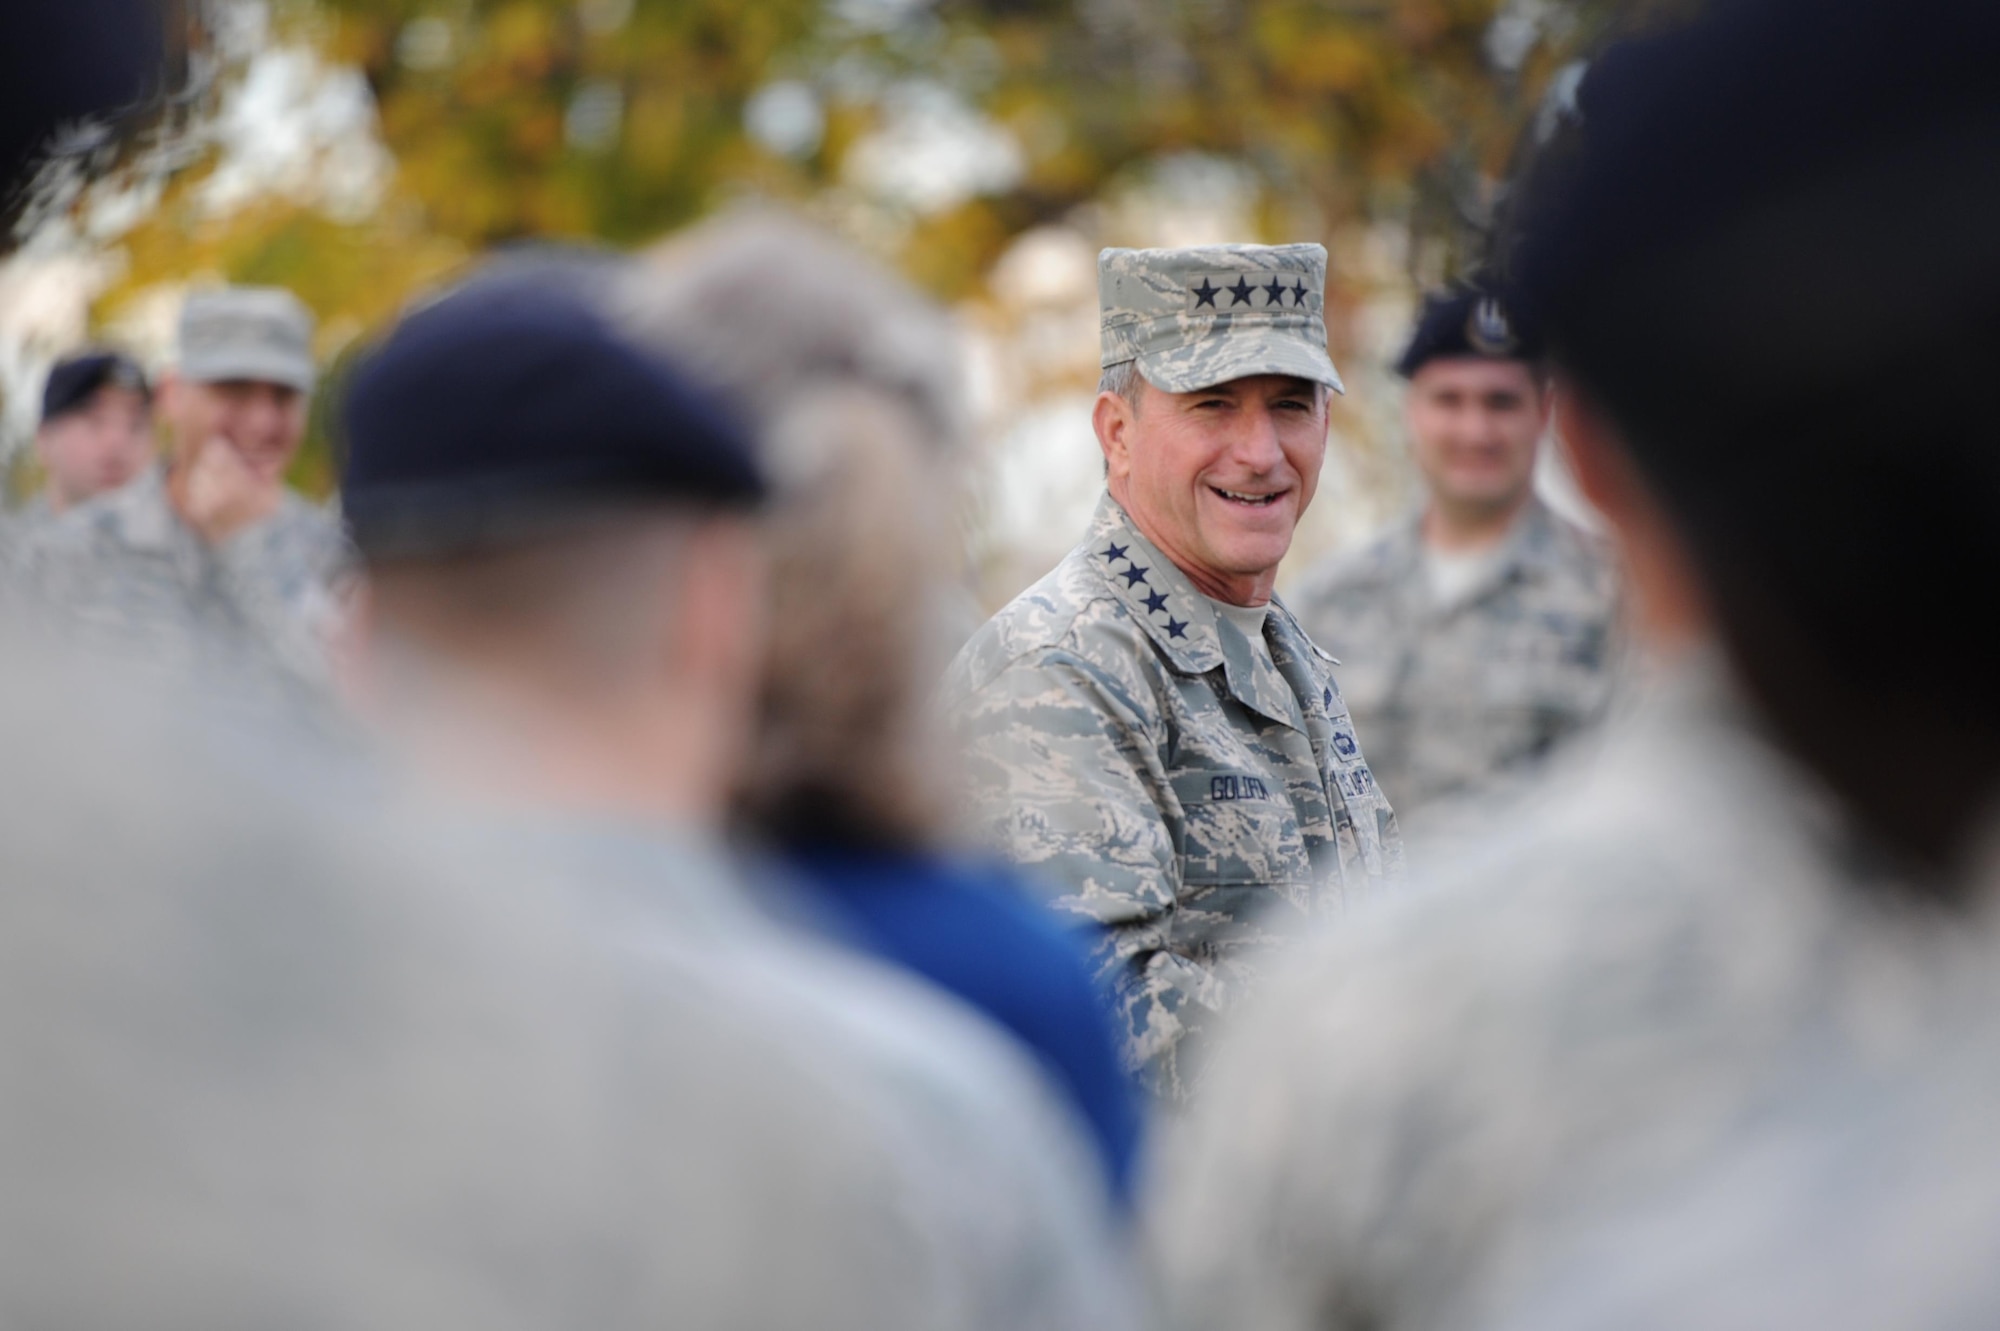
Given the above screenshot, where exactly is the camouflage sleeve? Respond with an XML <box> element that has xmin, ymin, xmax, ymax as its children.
<box><xmin>951</xmin><ymin>648</ymin><xmax>1209</xmax><ymax>1090</ymax></box>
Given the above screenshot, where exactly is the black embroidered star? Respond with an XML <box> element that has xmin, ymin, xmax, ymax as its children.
<box><xmin>1100</xmin><ymin>542</ymin><xmax>1128</xmax><ymax>563</ymax></box>
<box><xmin>1290</xmin><ymin>280</ymin><xmax>1310</xmax><ymax>307</ymax></box>
<box><xmin>1227</xmin><ymin>277</ymin><xmax>1254</xmax><ymax>306</ymax></box>
<box><xmin>1191</xmin><ymin>278</ymin><xmax>1219</xmax><ymax>308</ymax></box>
<box><xmin>1120</xmin><ymin>564</ymin><xmax>1150</xmax><ymax>587</ymax></box>
<box><xmin>1142</xmin><ymin>588</ymin><xmax>1169</xmax><ymax>614</ymax></box>
<box><xmin>1166</xmin><ymin>617</ymin><xmax>1189</xmax><ymax>639</ymax></box>
<box><xmin>1262</xmin><ymin>277</ymin><xmax>1286</xmax><ymax>306</ymax></box>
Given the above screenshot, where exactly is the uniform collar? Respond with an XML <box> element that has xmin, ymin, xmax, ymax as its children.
<box><xmin>1084</xmin><ymin>492</ymin><xmax>1306</xmax><ymax>731</ymax></box>
<box><xmin>1381</xmin><ymin>492</ymin><xmax>1568</xmax><ymax>605</ymax></box>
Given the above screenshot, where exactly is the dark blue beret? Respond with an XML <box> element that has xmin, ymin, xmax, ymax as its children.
<box><xmin>340</xmin><ymin>260</ymin><xmax>765</xmax><ymax>558</ymax></box>
<box><xmin>1395</xmin><ymin>282</ymin><xmax>1542</xmax><ymax>379</ymax></box>
<box><xmin>42</xmin><ymin>349</ymin><xmax>149</xmax><ymax>423</ymax></box>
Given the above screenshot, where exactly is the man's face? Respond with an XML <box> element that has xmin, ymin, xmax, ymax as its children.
<box><xmin>35</xmin><ymin>385</ymin><xmax>155</xmax><ymax>509</ymax></box>
<box><xmin>1100</xmin><ymin>373</ymin><xmax>1327</xmax><ymax>601</ymax></box>
<box><xmin>163</xmin><ymin>376</ymin><xmax>308</xmax><ymax>483</ymax></box>
<box><xmin>1405</xmin><ymin>357</ymin><xmax>1549</xmax><ymax>516</ymax></box>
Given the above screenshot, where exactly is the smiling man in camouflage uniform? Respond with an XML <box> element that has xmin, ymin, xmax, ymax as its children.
<box><xmin>943</xmin><ymin>243</ymin><xmax>1402</xmax><ymax>1101</ymax></box>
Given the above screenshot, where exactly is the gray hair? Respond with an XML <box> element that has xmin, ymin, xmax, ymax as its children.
<box><xmin>623</xmin><ymin>212</ymin><xmax>970</xmax><ymax>850</ymax></box>
<box><xmin>1099</xmin><ymin>361</ymin><xmax>1332</xmax><ymax>412</ymax></box>
<box><xmin>622</xmin><ymin>209</ymin><xmax>967</xmax><ymax>491</ymax></box>
<box><xmin>1097</xmin><ymin>360</ymin><xmax>1146</xmax><ymax>405</ymax></box>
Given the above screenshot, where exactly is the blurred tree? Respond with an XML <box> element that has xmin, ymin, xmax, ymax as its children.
<box><xmin>52</xmin><ymin>0</ymin><xmax>1692</xmax><ymax>501</ymax></box>
<box><xmin>304</xmin><ymin>0</ymin><xmax>1677</xmax><ymax>286</ymax></box>
<box><xmin>313</xmin><ymin>0</ymin><xmax>831</xmax><ymax>245</ymax></box>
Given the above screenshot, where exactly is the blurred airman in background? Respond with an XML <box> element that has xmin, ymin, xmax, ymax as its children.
<box><xmin>1291</xmin><ymin>283</ymin><xmax>1619</xmax><ymax>826</ymax></box>
<box><xmin>22</xmin><ymin>349</ymin><xmax>155</xmax><ymax>524</ymax></box>
<box><xmin>13</xmin><ymin>286</ymin><xmax>347</xmax><ymax>696</ymax></box>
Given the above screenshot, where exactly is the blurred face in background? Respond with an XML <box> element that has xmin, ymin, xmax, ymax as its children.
<box><xmin>1099</xmin><ymin>372</ymin><xmax>1328</xmax><ymax>604</ymax></box>
<box><xmin>1405</xmin><ymin>357</ymin><xmax>1550</xmax><ymax>521</ymax></box>
<box><xmin>35</xmin><ymin>385</ymin><xmax>155</xmax><ymax>512</ymax></box>
<box><xmin>159</xmin><ymin>374</ymin><xmax>308</xmax><ymax>483</ymax></box>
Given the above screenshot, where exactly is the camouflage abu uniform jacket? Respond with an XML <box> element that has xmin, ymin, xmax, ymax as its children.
<box><xmin>1290</xmin><ymin>495</ymin><xmax>1619</xmax><ymax>823</ymax></box>
<box><xmin>943</xmin><ymin>493</ymin><xmax>1403</xmax><ymax>1100</ymax></box>
<box><xmin>12</xmin><ymin>465</ymin><xmax>348</xmax><ymax>694</ymax></box>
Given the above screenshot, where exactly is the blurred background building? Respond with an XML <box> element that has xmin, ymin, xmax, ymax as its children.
<box><xmin>0</xmin><ymin>0</ymin><xmax>1647</xmax><ymax>606</ymax></box>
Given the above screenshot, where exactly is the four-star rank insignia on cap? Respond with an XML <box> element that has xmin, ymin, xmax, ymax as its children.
<box><xmin>1186</xmin><ymin>273</ymin><xmax>1314</xmax><ymax>312</ymax></box>
<box><xmin>1465</xmin><ymin>296</ymin><xmax>1518</xmax><ymax>356</ymax></box>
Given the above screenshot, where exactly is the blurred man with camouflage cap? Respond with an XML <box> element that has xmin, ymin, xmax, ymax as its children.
<box><xmin>15</xmin><ymin>286</ymin><xmax>347</xmax><ymax>696</ymax></box>
<box><xmin>1291</xmin><ymin>281</ymin><xmax>1621</xmax><ymax>826</ymax></box>
<box><xmin>943</xmin><ymin>243</ymin><xmax>1402</xmax><ymax>1102</ymax></box>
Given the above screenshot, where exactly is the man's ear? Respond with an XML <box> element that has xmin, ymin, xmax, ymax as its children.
<box><xmin>1093</xmin><ymin>389</ymin><xmax>1136</xmax><ymax>483</ymax></box>
<box><xmin>671</xmin><ymin>518</ymin><xmax>767</xmax><ymax>692</ymax></box>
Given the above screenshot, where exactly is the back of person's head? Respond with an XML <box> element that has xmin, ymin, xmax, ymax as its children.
<box><xmin>1505</xmin><ymin>0</ymin><xmax>2000</xmax><ymax>881</ymax></box>
<box><xmin>626</xmin><ymin>208</ymin><xmax>967</xmax><ymax>458</ymax></box>
<box><xmin>1</xmin><ymin>0</ymin><xmax>175</xmax><ymax>236</ymax></box>
<box><xmin>629</xmin><ymin>214</ymin><xmax>970</xmax><ymax>851</ymax></box>
<box><xmin>340</xmin><ymin>253</ymin><xmax>764</xmax><ymax>695</ymax></box>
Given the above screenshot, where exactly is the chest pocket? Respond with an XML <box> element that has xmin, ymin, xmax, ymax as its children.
<box><xmin>1171</xmin><ymin>768</ymin><xmax>1313</xmax><ymax>886</ymax></box>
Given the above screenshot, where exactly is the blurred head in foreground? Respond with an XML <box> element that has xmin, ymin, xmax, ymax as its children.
<box><xmin>34</xmin><ymin>349</ymin><xmax>153</xmax><ymax>514</ymax></box>
<box><xmin>628</xmin><ymin>211</ymin><xmax>970</xmax><ymax>851</ymax></box>
<box><xmin>337</xmin><ymin>255</ymin><xmax>767</xmax><ymax>824</ymax></box>
<box><xmin>1506</xmin><ymin>0</ymin><xmax>2000</xmax><ymax>882</ymax></box>
<box><xmin>1</xmin><ymin>0</ymin><xmax>176</xmax><ymax>237</ymax></box>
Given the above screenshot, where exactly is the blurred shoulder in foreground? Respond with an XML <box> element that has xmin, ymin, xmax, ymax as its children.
<box><xmin>1149</xmin><ymin>0</ymin><xmax>2000</xmax><ymax>1325</ymax></box>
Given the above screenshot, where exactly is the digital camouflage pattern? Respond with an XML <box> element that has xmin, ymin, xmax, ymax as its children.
<box><xmin>1099</xmin><ymin>243</ymin><xmax>1344</xmax><ymax>394</ymax></box>
<box><xmin>1289</xmin><ymin>495</ymin><xmax>1620</xmax><ymax>823</ymax></box>
<box><xmin>1149</xmin><ymin>656</ymin><xmax>1967</xmax><ymax>1331</ymax></box>
<box><xmin>11</xmin><ymin>464</ymin><xmax>348</xmax><ymax>694</ymax></box>
<box><xmin>942</xmin><ymin>493</ymin><xmax>1403</xmax><ymax>1101</ymax></box>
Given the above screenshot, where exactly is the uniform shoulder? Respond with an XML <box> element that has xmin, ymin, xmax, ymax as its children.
<box><xmin>1534</xmin><ymin>506</ymin><xmax>1621</xmax><ymax>597</ymax></box>
<box><xmin>1544</xmin><ymin>506</ymin><xmax>1613</xmax><ymax>558</ymax></box>
<box><xmin>1292</xmin><ymin>523</ymin><xmax>1416</xmax><ymax>604</ymax></box>
<box><xmin>945</xmin><ymin>549</ymin><xmax>1151</xmax><ymax>701</ymax></box>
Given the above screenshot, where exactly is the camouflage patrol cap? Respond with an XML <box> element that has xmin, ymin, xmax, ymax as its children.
<box><xmin>178</xmin><ymin>286</ymin><xmax>317</xmax><ymax>393</ymax></box>
<box><xmin>1098</xmin><ymin>243</ymin><xmax>1344</xmax><ymax>395</ymax></box>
